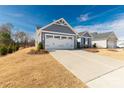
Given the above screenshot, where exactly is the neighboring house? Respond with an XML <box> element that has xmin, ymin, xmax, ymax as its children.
<box><xmin>91</xmin><ymin>32</ymin><xmax>118</xmax><ymax>48</ymax></box>
<box><xmin>35</xmin><ymin>18</ymin><xmax>77</xmax><ymax>50</ymax></box>
<box><xmin>78</xmin><ymin>31</ymin><xmax>92</xmax><ymax>48</ymax></box>
<box><xmin>117</xmin><ymin>40</ymin><xmax>124</xmax><ymax>48</ymax></box>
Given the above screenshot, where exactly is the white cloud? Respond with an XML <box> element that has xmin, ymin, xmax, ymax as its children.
<box><xmin>7</xmin><ymin>13</ymin><xmax>24</xmax><ymax>17</ymax></box>
<box><xmin>77</xmin><ymin>13</ymin><xmax>90</xmax><ymax>22</ymax></box>
<box><xmin>74</xmin><ymin>13</ymin><xmax>124</xmax><ymax>40</ymax></box>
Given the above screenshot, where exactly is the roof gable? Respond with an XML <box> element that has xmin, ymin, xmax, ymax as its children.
<box><xmin>54</xmin><ymin>18</ymin><xmax>68</xmax><ymax>26</ymax></box>
<box><xmin>78</xmin><ymin>31</ymin><xmax>92</xmax><ymax>37</ymax></box>
<box><xmin>108</xmin><ymin>32</ymin><xmax>118</xmax><ymax>40</ymax></box>
<box><xmin>41</xmin><ymin>18</ymin><xmax>76</xmax><ymax>34</ymax></box>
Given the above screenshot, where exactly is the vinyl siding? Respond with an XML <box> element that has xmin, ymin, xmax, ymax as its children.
<box><xmin>92</xmin><ymin>40</ymin><xmax>107</xmax><ymax>48</ymax></box>
<box><xmin>42</xmin><ymin>24</ymin><xmax>75</xmax><ymax>34</ymax></box>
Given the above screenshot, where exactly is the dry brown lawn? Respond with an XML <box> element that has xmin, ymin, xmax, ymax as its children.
<box><xmin>84</xmin><ymin>48</ymin><xmax>124</xmax><ymax>61</ymax></box>
<box><xmin>0</xmin><ymin>47</ymin><xmax>86</xmax><ymax>88</ymax></box>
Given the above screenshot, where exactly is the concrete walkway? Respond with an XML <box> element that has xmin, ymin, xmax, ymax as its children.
<box><xmin>50</xmin><ymin>50</ymin><xmax>124</xmax><ymax>87</ymax></box>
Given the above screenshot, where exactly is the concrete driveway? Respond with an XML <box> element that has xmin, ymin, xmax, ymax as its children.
<box><xmin>50</xmin><ymin>50</ymin><xmax>124</xmax><ymax>87</ymax></box>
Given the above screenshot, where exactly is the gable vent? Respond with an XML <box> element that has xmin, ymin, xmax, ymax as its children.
<box><xmin>54</xmin><ymin>19</ymin><xmax>67</xmax><ymax>26</ymax></box>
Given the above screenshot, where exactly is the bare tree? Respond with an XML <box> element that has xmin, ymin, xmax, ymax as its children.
<box><xmin>0</xmin><ymin>23</ymin><xmax>13</xmax><ymax>33</ymax></box>
<box><xmin>28</xmin><ymin>36</ymin><xmax>35</xmax><ymax>46</ymax></box>
<box><xmin>13</xmin><ymin>31</ymin><xmax>35</xmax><ymax>47</ymax></box>
<box><xmin>14</xmin><ymin>31</ymin><xmax>25</xmax><ymax>46</ymax></box>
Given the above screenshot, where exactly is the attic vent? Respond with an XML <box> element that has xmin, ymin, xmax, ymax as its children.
<box><xmin>55</xmin><ymin>19</ymin><xmax>67</xmax><ymax>26</ymax></box>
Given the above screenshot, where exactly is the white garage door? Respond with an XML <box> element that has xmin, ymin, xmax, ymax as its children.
<box><xmin>45</xmin><ymin>34</ymin><xmax>74</xmax><ymax>50</ymax></box>
<box><xmin>107</xmin><ymin>40</ymin><xmax>116</xmax><ymax>48</ymax></box>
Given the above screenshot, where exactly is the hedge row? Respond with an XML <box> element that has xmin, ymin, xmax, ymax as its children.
<box><xmin>0</xmin><ymin>44</ymin><xmax>19</xmax><ymax>56</ymax></box>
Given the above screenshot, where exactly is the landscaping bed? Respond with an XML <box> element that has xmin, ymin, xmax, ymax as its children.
<box><xmin>27</xmin><ymin>49</ymin><xmax>49</xmax><ymax>55</ymax></box>
<box><xmin>84</xmin><ymin>48</ymin><xmax>99</xmax><ymax>53</ymax></box>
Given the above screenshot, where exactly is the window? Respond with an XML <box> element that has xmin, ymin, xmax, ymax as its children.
<box><xmin>68</xmin><ymin>37</ymin><xmax>72</xmax><ymax>40</ymax></box>
<box><xmin>54</xmin><ymin>36</ymin><xmax>60</xmax><ymax>39</ymax></box>
<box><xmin>61</xmin><ymin>36</ymin><xmax>67</xmax><ymax>39</ymax></box>
<box><xmin>46</xmin><ymin>35</ymin><xmax>53</xmax><ymax>39</ymax></box>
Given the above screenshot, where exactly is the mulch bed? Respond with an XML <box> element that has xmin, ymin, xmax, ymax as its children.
<box><xmin>84</xmin><ymin>48</ymin><xmax>99</xmax><ymax>53</ymax></box>
<box><xmin>27</xmin><ymin>49</ymin><xmax>49</xmax><ymax>55</ymax></box>
<box><xmin>108</xmin><ymin>49</ymin><xmax>118</xmax><ymax>52</ymax></box>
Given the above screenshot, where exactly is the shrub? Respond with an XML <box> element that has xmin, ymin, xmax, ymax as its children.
<box><xmin>14</xmin><ymin>44</ymin><xmax>19</xmax><ymax>51</ymax></box>
<box><xmin>12</xmin><ymin>44</ymin><xmax>19</xmax><ymax>52</ymax></box>
<box><xmin>0</xmin><ymin>32</ymin><xmax>11</xmax><ymax>45</ymax></box>
<box><xmin>7</xmin><ymin>45</ymin><xmax>13</xmax><ymax>53</ymax></box>
<box><xmin>0</xmin><ymin>46</ymin><xmax>7</xmax><ymax>55</ymax></box>
<box><xmin>7</xmin><ymin>44</ymin><xmax>19</xmax><ymax>53</ymax></box>
<box><xmin>28</xmin><ymin>49</ymin><xmax>49</xmax><ymax>55</ymax></box>
<box><xmin>93</xmin><ymin>43</ymin><xmax>97</xmax><ymax>48</ymax></box>
<box><xmin>83</xmin><ymin>45</ymin><xmax>88</xmax><ymax>48</ymax></box>
<box><xmin>37</xmin><ymin>42</ymin><xmax>44</xmax><ymax>50</ymax></box>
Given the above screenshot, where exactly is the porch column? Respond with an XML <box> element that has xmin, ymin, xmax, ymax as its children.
<box><xmin>81</xmin><ymin>37</ymin><xmax>85</xmax><ymax>48</ymax></box>
<box><xmin>88</xmin><ymin>38</ymin><xmax>92</xmax><ymax>47</ymax></box>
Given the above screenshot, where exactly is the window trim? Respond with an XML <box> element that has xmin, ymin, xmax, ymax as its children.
<box><xmin>54</xmin><ymin>35</ymin><xmax>60</xmax><ymax>39</ymax></box>
<box><xmin>46</xmin><ymin>35</ymin><xmax>53</xmax><ymax>39</ymax></box>
<box><xmin>68</xmin><ymin>37</ymin><xmax>73</xmax><ymax>40</ymax></box>
<box><xmin>61</xmin><ymin>36</ymin><xmax>67</xmax><ymax>39</ymax></box>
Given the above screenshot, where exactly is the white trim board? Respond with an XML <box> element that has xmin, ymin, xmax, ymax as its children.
<box><xmin>41</xmin><ymin>30</ymin><xmax>76</xmax><ymax>36</ymax></box>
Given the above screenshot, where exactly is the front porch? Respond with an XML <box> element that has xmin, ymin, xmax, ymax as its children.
<box><xmin>78</xmin><ymin>37</ymin><xmax>92</xmax><ymax>48</ymax></box>
<box><xmin>77</xmin><ymin>31</ymin><xmax>92</xmax><ymax>48</ymax></box>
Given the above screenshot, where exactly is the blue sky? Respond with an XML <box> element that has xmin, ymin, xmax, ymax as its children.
<box><xmin>0</xmin><ymin>5</ymin><xmax>124</xmax><ymax>40</ymax></box>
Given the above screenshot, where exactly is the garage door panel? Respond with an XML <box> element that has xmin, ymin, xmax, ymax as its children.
<box><xmin>107</xmin><ymin>40</ymin><xmax>116</xmax><ymax>48</ymax></box>
<box><xmin>45</xmin><ymin>34</ymin><xmax>74</xmax><ymax>50</ymax></box>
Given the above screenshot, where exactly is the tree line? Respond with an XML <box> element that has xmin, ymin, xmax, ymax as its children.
<box><xmin>0</xmin><ymin>23</ymin><xmax>35</xmax><ymax>55</ymax></box>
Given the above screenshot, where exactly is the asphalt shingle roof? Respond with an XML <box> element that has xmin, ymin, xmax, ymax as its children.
<box><xmin>78</xmin><ymin>31</ymin><xmax>87</xmax><ymax>37</ymax></box>
<box><xmin>42</xmin><ymin>24</ymin><xmax>75</xmax><ymax>34</ymax></box>
<box><xmin>91</xmin><ymin>32</ymin><xmax>113</xmax><ymax>40</ymax></box>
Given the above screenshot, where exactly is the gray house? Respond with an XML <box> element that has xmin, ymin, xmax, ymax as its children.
<box><xmin>78</xmin><ymin>31</ymin><xmax>92</xmax><ymax>48</ymax></box>
<box><xmin>78</xmin><ymin>31</ymin><xmax>118</xmax><ymax>48</ymax></box>
<box><xmin>35</xmin><ymin>18</ymin><xmax>77</xmax><ymax>50</ymax></box>
<box><xmin>117</xmin><ymin>40</ymin><xmax>124</xmax><ymax>48</ymax></box>
<box><xmin>91</xmin><ymin>32</ymin><xmax>118</xmax><ymax>48</ymax></box>
<box><xmin>35</xmin><ymin>18</ymin><xmax>118</xmax><ymax>50</ymax></box>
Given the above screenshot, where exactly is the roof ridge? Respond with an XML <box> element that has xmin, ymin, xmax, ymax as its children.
<box><xmin>98</xmin><ymin>31</ymin><xmax>113</xmax><ymax>34</ymax></box>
